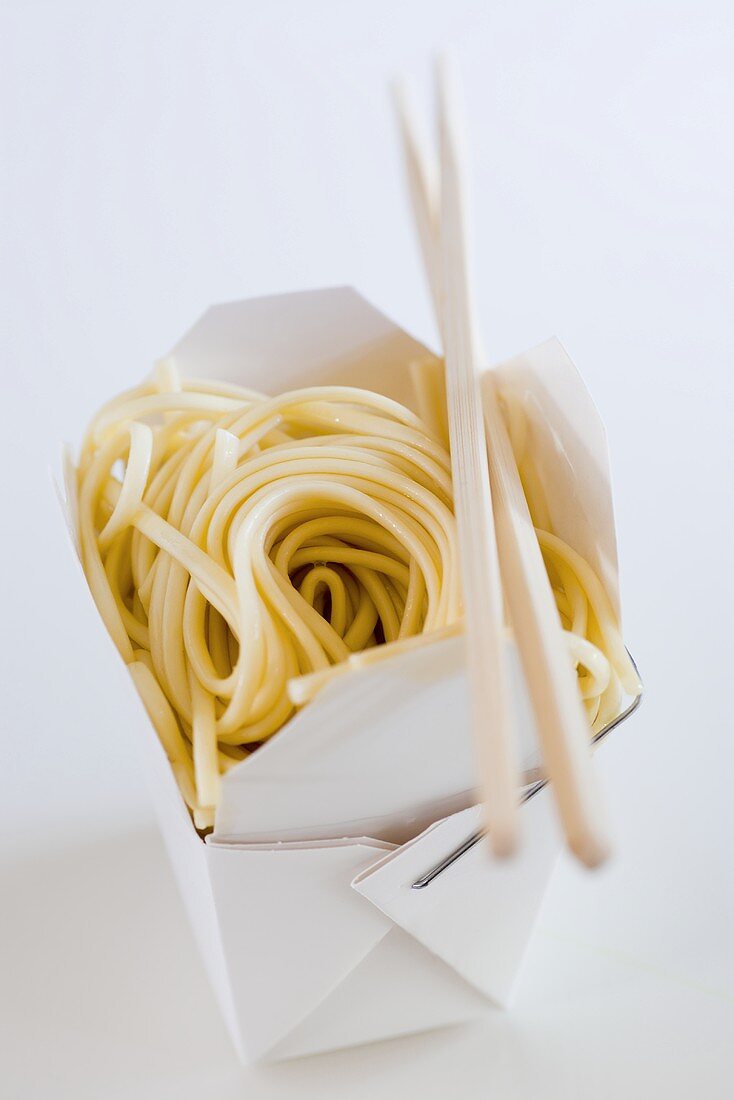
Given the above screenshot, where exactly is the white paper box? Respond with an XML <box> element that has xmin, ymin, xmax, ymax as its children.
<box><xmin>58</xmin><ymin>288</ymin><xmax>630</xmax><ymax>1063</ymax></box>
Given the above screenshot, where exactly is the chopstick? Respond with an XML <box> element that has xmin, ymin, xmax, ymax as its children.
<box><xmin>392</xmin><ymin>82</ymin><xmax>443</xmax><ymax>333</ymax></box>
<box><xmin>394</xmin><ymin>57</ymin><xmax>611</xmax><ymax>867</ymax></box>
<box><xmin>481</xmin><ymin>381</ymin><xmax>611</xmax><ymax>867</ymax></box>
<box><xmin>395</xmin><ymin>69</ymin><xmax>519</xmax><ymax>857</ymax></box>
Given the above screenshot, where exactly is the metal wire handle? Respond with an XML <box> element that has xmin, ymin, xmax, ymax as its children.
<box><xmin>411</xmin><ymin>655</ymin><xmax>643</xmax><ymax>889</ymax></box>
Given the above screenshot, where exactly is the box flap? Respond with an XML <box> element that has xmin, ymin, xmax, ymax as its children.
<box><xmin>352</xmin><ymin>788</ymin><xmax>560</xmax><ymax>1006</ymax></box>
<box><xmin>168</xmin><ymin>286</ymin><xmax>437</xmax><ymax>412</ymax></box>
<box><xmin>214</xmin><ymin>635</ymin><xmax>542</xmax><ymax>845</ymax></box>
<box><xmin>267</xmin><ymin>925</ymin><xmax>490</xmax><ymax>1061</ymax></box>
<box><xmin>204</xmin><ymin>838</ymin><xmax>396</xmax><ymax>1062</ymax></box>
<box><xmin>493</xmin><ymin>337</ymin><xmax>621</xmax><ymax>615</ymax></box>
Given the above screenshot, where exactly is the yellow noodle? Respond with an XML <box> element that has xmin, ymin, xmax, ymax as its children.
<box><xmin>76</xmin><ymin>363</ymin><xmax>635</xmax><ymax>827</ymax></box>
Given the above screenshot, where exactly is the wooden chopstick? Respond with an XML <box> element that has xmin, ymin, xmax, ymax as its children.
<box><xmin>394</xmin><ymin>57</ymin><xmax>611</xmax><ymax>867</ymax></box>
<box><xmin>481</xmin><ymin>380</ymin><xmax>611</xmax><ymax>867</ymax></box>
<box><xmin>392</xmin><ymin>80</ymin><xmax>443</xmax><ymax>334</ymax></box>
<box><xmin>396</xmin><ymin>67</ymin><xmax>519</xmax><ymax>857</ymax></box>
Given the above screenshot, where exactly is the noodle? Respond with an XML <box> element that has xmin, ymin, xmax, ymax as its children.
<box><xmin>75</xmin><ymin>361</ymin><xmax>635</xmax><ymax>829</ymax></box>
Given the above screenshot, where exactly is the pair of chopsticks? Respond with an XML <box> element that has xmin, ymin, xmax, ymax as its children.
<box><xmin>394</xmin><ymin>58</ymin><xmax>610</xmax><ymax>868</ymax></box>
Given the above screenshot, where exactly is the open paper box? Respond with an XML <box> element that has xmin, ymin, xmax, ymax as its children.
<box><xmin>59</xmin><ymin>288</ymin><xmax>635</xmax><ymax>1063</ymax></box>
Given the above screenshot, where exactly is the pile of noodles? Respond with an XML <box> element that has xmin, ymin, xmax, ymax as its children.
<box><xmin>76</xmin><ymin>362</ymin><xmax>633</xmax><ymax>828</ymax></box>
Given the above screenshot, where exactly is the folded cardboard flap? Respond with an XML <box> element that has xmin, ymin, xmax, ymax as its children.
<box><xmin>494</xmin><ymin>338</ymin><xmax>621</xmax><ymax>617</ymax></box>
<box><xmin>353</xmin><ymin>795</ymin><xmax>560</xmax><ymax>1006</ymax></box>
<box><xmin>203</xmin><ymin>838</ymin><xmax>395</xmax><ymax>1060</ymax></box>
<box><xmin>170</xmin><ymin>286</ymin><xmax>434</xmax><ymax>412</ymax></box>
<box><xmin>213</xmin><ymin>632</ymin><xmax>543</xmax><ymax>846</ymax></box>
<box><xmin>266</xmin><ymin>925</ymin><xmax>492</xmax><ymax>1062</ymax></box>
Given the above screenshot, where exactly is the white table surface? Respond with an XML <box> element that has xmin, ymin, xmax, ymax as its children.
<box><xmin>2</xmin><ymin>2</ymin><xmax>732</xmax><ymax>1097</ymax></box>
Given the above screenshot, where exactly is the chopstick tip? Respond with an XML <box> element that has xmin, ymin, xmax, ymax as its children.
<box><xmin>487</xmin><ymin>822</ymin><xmax>519</xmax><ymax>860</ymax></box>
<box><xmin>569</xmin><ymin>831</ymin><xmax>612</xmax><ymax>870</ymax></box>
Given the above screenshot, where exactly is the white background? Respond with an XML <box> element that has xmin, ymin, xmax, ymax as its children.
<box><xmin>2</xmin><ymin>1</ymin><xmax>733</xmax><ymax>1097</ymax></box>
